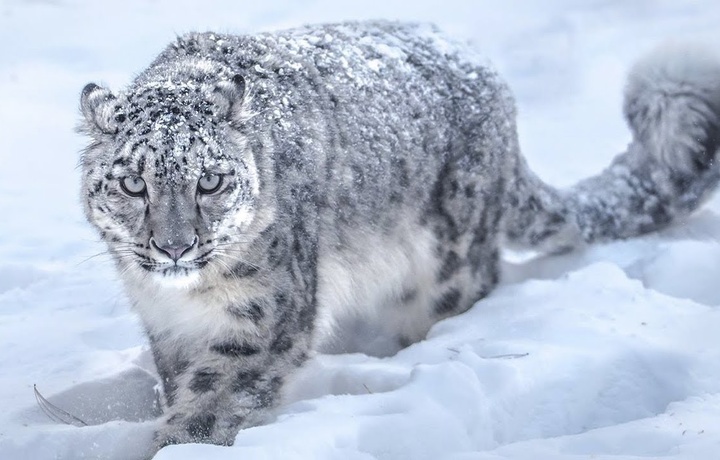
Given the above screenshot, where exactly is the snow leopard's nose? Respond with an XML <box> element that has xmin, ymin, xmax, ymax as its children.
<box><xmin>150</xmin><ymin>236</ymin><xmax>198</xmax><ymax>262</ymax></box>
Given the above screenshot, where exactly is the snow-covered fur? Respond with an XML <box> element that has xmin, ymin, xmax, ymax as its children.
<box><xmin>504</xmin><ymin>43</ymin><xmax>720</xmax><ymax>251</ymax></box>
<box><xmin>77</xmin><ymin>21</ymin><xmax>720</xmax><ymax>451</ymax></box>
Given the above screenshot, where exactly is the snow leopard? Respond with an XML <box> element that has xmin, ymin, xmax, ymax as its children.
<box><xmin>78</xmin><ymin>21</ymin><xmax>720</xmax><ymax>451</ymax></box>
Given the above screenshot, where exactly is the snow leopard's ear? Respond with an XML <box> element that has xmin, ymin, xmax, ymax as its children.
<box><xmin>79</xmin><ymin>83</ymin><xmax>121</xmax><ymax>136</ymax></box>
<box><xmin>211</xmin><ymin>74</ymin><xmax>247</xmax><ymax>124</ymax></box>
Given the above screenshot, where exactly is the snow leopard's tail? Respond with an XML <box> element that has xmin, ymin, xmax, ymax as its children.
<box><xmin>504</xmin><ymin>44</ymin><xmax>720</xmax><ymax>252</ymax></box>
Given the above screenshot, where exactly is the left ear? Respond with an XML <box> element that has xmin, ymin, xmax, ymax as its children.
<box><xmin>211</xmin><ymin>74</ymin><xmax>246</xmax><ymax>122</ymax></box>
<box><xmin>79</xmin><ymin>83</ymin><xmax>122</xmax><ymax>136</ymax></box>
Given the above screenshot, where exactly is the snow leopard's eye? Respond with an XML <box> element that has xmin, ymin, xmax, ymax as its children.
<box><xmin>198</xmin><ymin>174</ymin><xmax>223</xmax><ymax>194</ymax></box>
<box><xmin>120</xmin><ymin>176</ymin><xmax>147</xmax><ymax>197</ymax></box>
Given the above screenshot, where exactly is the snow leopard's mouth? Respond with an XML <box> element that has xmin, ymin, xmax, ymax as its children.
<box><xmin>151</xmin><ymin>265</ymin><xmax>202</xmax><ymax>289</ymax></box>
<box><xmin>161</xmin><ymin>265</ymin><xmax>196</xmax><ymax>277</ymax></box>
<box><xmin>132</xmin><ymin>249</ymin><xmax>213</xmax><ymax>275</ymax></box>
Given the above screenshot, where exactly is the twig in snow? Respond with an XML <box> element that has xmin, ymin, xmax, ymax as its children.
<box><xmin>33</xmin><ymin>384</ymin><xmax>88</xmax><ymax>427</ymax></box>
<box><xmin>483</xmin><ymin>352</ymin><xmax>530</xmax><ymax>360</ymax></box>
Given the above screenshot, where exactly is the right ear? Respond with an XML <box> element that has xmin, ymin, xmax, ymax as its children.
<box><xmin>211</xmin><ymin>74</ymin><xmax>248</xmax><ymax>123</ymax></box>
<box><xmin>80</xmin><ymin>83</ymin><xmax>121</xmax><ymax>136</ymax></box>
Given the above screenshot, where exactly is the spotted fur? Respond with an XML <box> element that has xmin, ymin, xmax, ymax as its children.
<box><xmin>79</xmin><ymin>21</ymin><xmax>720</xmax><ymax>452</ymax></box>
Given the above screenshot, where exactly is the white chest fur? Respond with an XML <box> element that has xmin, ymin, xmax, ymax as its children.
<box><xmin>126</xmin><ymin>275</ymin><xmax>261</xmax><ymax>344</ymax></box>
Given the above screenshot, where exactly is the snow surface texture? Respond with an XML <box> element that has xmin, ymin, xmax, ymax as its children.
<box><xmin>2</xmin><ymin>1</ymin><xmax>720</xmax><ymax>459</ymax></box>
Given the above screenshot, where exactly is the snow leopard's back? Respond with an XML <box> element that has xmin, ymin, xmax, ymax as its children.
<box><xmin>147</xmin><ymin>21</ymin><xmax>517</xmax><ymax>226</ymax></box>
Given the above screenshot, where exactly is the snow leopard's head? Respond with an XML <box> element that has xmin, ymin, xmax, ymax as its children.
<box><xmin>79</xmin><ymin>66</ymin><xmax>262</xmax><ymax>288</ymax></box>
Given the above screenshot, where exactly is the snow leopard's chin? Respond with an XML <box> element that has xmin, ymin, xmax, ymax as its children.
<box><xmin>150</xmin><ymin>268</ymin><xmax>202</xmax><ymax>290</ymax></box>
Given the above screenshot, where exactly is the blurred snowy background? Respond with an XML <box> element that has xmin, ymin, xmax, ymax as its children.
<box><xmin>2</xmin><ymin>1</ymin><xmax>720</xmax><ymax>459</ymax></box>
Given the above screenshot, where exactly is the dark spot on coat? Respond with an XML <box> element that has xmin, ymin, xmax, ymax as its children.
<box><xmin>400</xmin><ymin>289</ymin><xmax>418</xmax><ymax>304</ymax></box>
<box><xmin>398</xmin><ymin>335</ymin><xmax>412</xmax><ymax>348</ymax></box>
<box><xmin>437</xmin><ymin>251</ymin><xmax>462</xmax><ymax>282</ymax></box>
<box><xmin>266</xmin><ymin>237</ymin><xmax>290</xmax><ymax>268</ymax></box>
<box><xmin>189</xmin><ymin>369</ymin><xmax>221</xmax><ymax>393</ymax></box>
<box><xmin>186</xmin><ymin>413</ymin><xmax>216</xmax><ymax>440</ymax></box>
<box><xmin>434</xmin><ymin>289</ymin><xmax>461</xmax><ymax>316</ymax></box>
<box><xmin>226</xmin><ymin>301</ymin><xmax>265</xmax><ymax>323</ymax></box>
<box><xmin>269</xmin><ymin>333</ymin><xmax>292</xmax><ymax>354</ymax></box>
<box><xmin>255</xmin><ymin>376</ymin><xmax>283</xmax><ymax>408</ymax></box>
<box><xmin>112</xmin><ymin>157</ymin><xmax>130</xmax><ymax>167</ymax></box>
<box><xmin>225</xmin><ymin>261</ymin><xmax>259</xmax><ymax>278</ymax></box>
<box><xmin>232</xmin><ymin>369</ymin><xmax>261</xmax><ymax>393</ymax></box>
<box><xmin>211</xmin><ymin>340</ymin><xmax>261</xmax><ymax>357</ymax></box>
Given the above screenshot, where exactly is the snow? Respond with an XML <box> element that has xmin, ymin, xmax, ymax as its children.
<box><xmin>2</xmin><ymin>1</ymin><xmax>720</xmax><ymax>459</ymax></box>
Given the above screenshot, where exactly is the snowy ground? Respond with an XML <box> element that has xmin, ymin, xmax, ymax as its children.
<box><xmin>2</xmin><ymin>1</ymin><xmax>720</xmax><ymax>459</ymax></box>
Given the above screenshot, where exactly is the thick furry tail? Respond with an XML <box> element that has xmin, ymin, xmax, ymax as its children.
<box><xmin>504</xmin><ymin>44</ymin><xmax>720</xmax><ymax>252</ymax></box>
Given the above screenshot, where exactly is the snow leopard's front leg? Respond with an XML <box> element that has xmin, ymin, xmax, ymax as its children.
<box><xmin>150</xmin><ymin>288</ymin><xmax>314</xmax><ymax>449</ymax></box>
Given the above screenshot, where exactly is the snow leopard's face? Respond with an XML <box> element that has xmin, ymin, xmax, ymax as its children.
<box><xmin>79</xmin><ymin>74</ymin><xmax>259</xmax><ymax>287</ymax></box>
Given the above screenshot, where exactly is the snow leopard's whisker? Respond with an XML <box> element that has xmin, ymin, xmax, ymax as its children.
<box><xmin>213</xmin><ymin>248</ymin><xmax>260</xmax><ymax>264</ymax></box>
<box><xmin>210</xmin><ymin>252</ymin><xmax>285</xmax><ymax>290</ymax></box>
<box><xmin>213</xmin><ymin>251</ymin><xmax>264</xmax><ymax>273</ymax></box>
<box><xmin>211</xmin><ymin>240</ymin><xmax>255</xmax><ymax>248</ymax></box>
<box><xmin>76</xmin><ymin>248</ymin><xmax>137</xmax><ymax>266</ymax></box>
<box><xmin>211</xmin><ymin>257</ymin><xmax>235</xmax><ymax>276</ymax></box>
<box><xmin>75</xmin><ymin>252</ymin><xmax>114</xmax><ymax>266</ymax></box>
<box><xmin>211</xmin><ymin>249</ymin><xmax>258</xmax><ymax>257</ymax></box>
